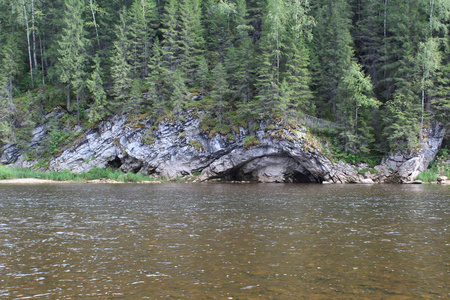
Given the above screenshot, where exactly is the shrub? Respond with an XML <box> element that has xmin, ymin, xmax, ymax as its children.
<box><xmin>243</xmin><ymin>136</ymin><xmax>260</xmax><ymax>149</ymax></box>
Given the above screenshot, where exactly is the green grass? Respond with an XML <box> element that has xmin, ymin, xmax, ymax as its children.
<box><xmin>416</xmin><ymin>171</ymin><xmax>439</xmax><ymax>182</ymax></box>
<box><xmin>0</xmin><ymin>166</ymin><xmax>159</xmax><ymax>183</ymax></box>
<box><xmin>416</xmin><ymin>147</ymin><xmax>450</xmax><ymax>182</ymax></box>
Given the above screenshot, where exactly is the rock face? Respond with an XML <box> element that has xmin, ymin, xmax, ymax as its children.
<box><xmin>380</xmin><ymin>122</ymin><xmax>446</xmax><ymax>182</ymax></box>
<box><xmin>1</xmin><ymin>110</ymin><xmax>446</xmax><ymax>184</ymax></box>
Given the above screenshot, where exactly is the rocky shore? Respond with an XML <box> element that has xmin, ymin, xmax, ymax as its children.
<box><xmin>1</xmin><ymin>109</ymin><xmax>446</xmax><ymax>184</ymax></box>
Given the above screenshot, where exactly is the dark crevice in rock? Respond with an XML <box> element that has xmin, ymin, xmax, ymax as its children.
<box><xmin>107</xmin><ymin>156</ymin><xmax>122</xmax><ymax>169</ymax></box>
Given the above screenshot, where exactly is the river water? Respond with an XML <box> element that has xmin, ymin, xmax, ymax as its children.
<box><xmin>0</xmin><ymin>183</ymin><xmax>448</xmax><ymax>299</ymax></box>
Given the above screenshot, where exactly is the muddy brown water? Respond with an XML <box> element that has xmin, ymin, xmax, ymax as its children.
<box><xmin>0</xmin><ymin>183</ymin><xmax>448</xmax><ymax>299</ymax></box>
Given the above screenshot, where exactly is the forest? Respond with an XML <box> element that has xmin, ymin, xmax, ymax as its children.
<box><xmin>0</xmin><ymin>0</ymin><xmax>449</xmax><ymax>161</ymax></box>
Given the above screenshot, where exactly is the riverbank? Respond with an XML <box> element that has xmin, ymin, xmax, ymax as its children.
<box><xmin>0</xmin><ymin>178</ymin><xmax>163</xmax><ymax>184</ymax></box>
<box><xmin>0</xmin><ymin>166</ymin><xmax>168</xmax><ymax>184</ymax></box>
<box><xmin>0</xmin><ymin>176</ymin><xmax>448</xmax><ymax>185</ymax></box>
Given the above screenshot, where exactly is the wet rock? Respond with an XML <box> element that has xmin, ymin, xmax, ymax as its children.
<box><xmin>360</xmin><ymin>178</ymin><xmax>375</xmax><ymax>184</ymax></box>
<box><xmin>437</xmin><ymin>176</ymin><xmax>448</xmax><ymax>184</ymax></box>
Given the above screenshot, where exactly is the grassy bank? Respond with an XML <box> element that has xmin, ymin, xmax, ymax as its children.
<box><xmin>416</xmin><ymin>148</ymin><xmax>449</xmax><ymax>182</ymax></box>
<box><xmin>0</xmin><ymin>166</ymin><xmax>161</xmax><ymax>183</ymax></box>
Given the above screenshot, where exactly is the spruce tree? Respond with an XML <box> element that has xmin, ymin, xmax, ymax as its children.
<box><xmin>255</xmin><ymin>0</ymin><xmax>288</xmax><ymax>116</ymax></box>
<box><xmin>57</xmin><ymin>0</ymin><xmax>88</xmax><ymax>123</ymax></box>
<box><xmin>282</xmin><ymin>0</ymin><xmax>314</xmax><ymax>114</ymax></box>
<box><xmin>311</xmin><ymin>0</ymin><xmax>353</xmax><ymax>119</ymax></box>
<box><xmin>0</xmin><ymin>42</ymin><xmax>16</xmax><ymax>144</ymax></box>
<box><xmin>161</xmin><ymin>0</ymin><xmax>180</xmax><ymax>72</ymax></box>
<box><xmin>178</xmin><ymin>0</ymin><xmax>206</xmax><ymax>84</ymax></box>
<box><xmin>170</xmin><ymin>70</ymin><xmax>188</xmax><ymax>116</ymax></box>
<box><xmin>147</xmin><ymin>38</ymin><xmax>170</xmax><ymax>115</ymax></box>
<box><xmin>87</xmin><ymin>55</ymin><xmax>107</xmax><ymax>123</ymax></box>
<box><xmin>110</xmin><ymin>7</ymin><xmax>133</xmax><ymax>111</ymax></box>
<box><xmin>211</xmin><ymin>62</ymin><xmax>229</xmax><ymax>125</ymax></box>
<box><xmin>129</xmin><ymin>0</ymin><xmax>157</xmax><ymax>79</ymax></box>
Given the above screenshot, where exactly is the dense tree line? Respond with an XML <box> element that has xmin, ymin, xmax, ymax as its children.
<box><xmin>0</xmin><ymin>0</ymin><xmax>448</xmax><ymax>157</ymax></box>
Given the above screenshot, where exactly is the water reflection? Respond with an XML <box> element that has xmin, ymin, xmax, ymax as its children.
<box><xmin>0</xmin><ymin>184</ymin><xmax>448</xmax><ymax>299</ymax></box>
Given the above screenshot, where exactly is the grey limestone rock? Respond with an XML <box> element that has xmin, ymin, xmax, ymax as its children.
<box><xmin>0</xmin><ymin>111</ymin><xmax>445</xmax><ymax>184</ymax></box>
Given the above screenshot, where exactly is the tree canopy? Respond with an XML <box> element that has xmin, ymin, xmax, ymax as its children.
<box><xmin>0</xmin><ymin>0</ymin><xmax>448</xmax><ymax>157</ymax></box>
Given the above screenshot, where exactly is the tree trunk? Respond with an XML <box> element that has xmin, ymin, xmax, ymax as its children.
<box><xmin>89</xmin><ymin>0</ymin><xmax>100</xmax><ymax>47</ymax></box>
<box><xmin>66</xmin><ymin>84</ymin><xmax>71</xmax><ymax>112</ymax></box>
<box><xmin>21</xmin><ymin>0</ymin><xmax>34</xmax><ymax>89</ymax></box>
<box><xmin>383</xmin><ymin>0</ymin><xmax>388</xmax><ymax>38</ymax></box>
<box><xmin>421</xmin><ymin>88</ymin><xmax>425</xmax><ymax>129</ymax></box>
<box><xmin>8</xmin><ymin>74</ymin><xmax>14</xmax><ymax>107</ymax></box>
<box><xmin>76</xmin><ymin>93</ymin><xmax>80</xmax><ymax>125</ymax></box>
<box><xmin>429</xmin><ymin>0</ymin><xmax>434</xmax><ymax>35</ymax></box>
<box><xmin>32</xmin><ymin>0</ymin><xmax>38</xmax><ymax>69</ymax></box>
<box><xmin>39</xmin><ymin>34</ymin><xmax>45</xmax><ymax>86</ymax></box>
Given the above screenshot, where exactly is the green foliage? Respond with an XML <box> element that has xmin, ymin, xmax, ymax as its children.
<box><xmin>243</xmin><ymin>135</ymin><xmax>260</xmax><ymax>149</ymax></box>
<box><xmin>329</xmin><ymin>137</ymin><xmax>382</xmax><ymax>167</ymax></box>
<box><xmin>49</xmin><ymin>130</ymin><xmax>72</xmax><ymax>155</ymax></box>
<box><xmin>0</xmin><ymin>166</ymin><xmax>157</xmax><ymax>182</ymax></box>
<box><xmin>416</xmin><ymin>171</ymin><xmax>439</xmax><ymax>182</ymax></box>
<box><xmin>188</xmin><ymin>140</ymin><xmax>204</xmax><ymax>151</ymax></box>
<box><xmin>0</xmin><ymin>0</ymin><xmax>448</xmax><ymax>160</ymax></box>
<box><xmin>417</xmin><ymin>145</ymin><xmax>450</xmax><ymax>182</ymax></box>
<box><xmin>87</xmin><ymin>55</ymin><xmax>108</xmax><ymax>123</ymax></box>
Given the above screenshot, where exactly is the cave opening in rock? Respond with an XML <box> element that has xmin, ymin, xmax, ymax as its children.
<box><xmin>220</xmin><ymin>156</ymin><xmax>324</xmax><ymax>184</ymax></box>
<box><xmin>291</xmin><ymin>171</ymin><xmax>313</xmax><ymax>183</ymax></box>
<box><xmin>107</xmin><ymin>157</ymin><xmax>122</xmax><ymax>169</ymax></box>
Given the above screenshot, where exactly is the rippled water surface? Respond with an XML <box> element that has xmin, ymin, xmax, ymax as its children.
<box><xmin>0</xmin><ymin>183</ymin><xmax>448</xmax><ymax>299</ymax></box>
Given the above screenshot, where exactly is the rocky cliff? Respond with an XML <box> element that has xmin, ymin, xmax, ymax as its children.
<box><xmin>1</xmin><ymin>110</ymin><xmax>445</xmax><ymax>183</ymax></box>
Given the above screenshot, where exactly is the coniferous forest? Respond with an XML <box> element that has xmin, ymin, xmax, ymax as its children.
<box><xmin>0</xmin><ymin>0</ymin><xmax>449</xmax><ymax>160</ymax></box>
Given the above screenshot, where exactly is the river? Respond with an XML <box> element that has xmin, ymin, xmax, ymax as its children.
<box><xmin>0</xmin><ymin>183</ymin><xmax>448</xmax><ymax>299</ymax></box>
